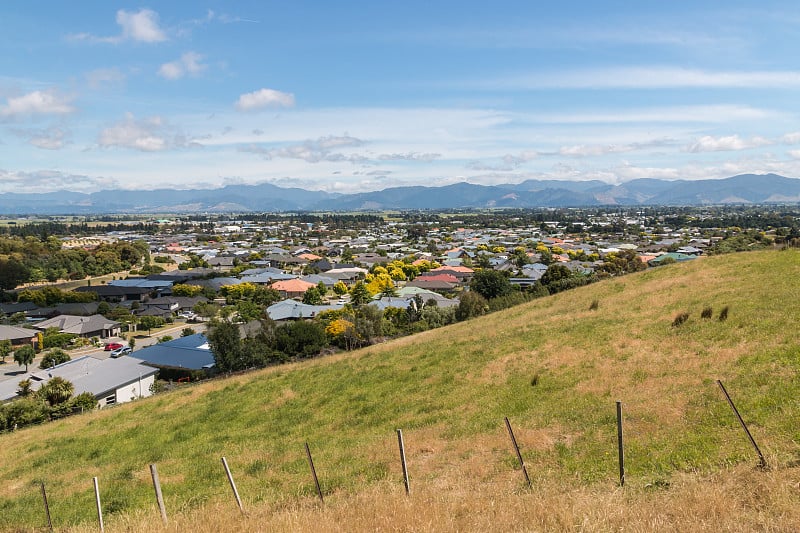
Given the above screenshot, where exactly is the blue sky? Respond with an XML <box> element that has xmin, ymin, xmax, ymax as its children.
<box><xmin>3</xmin><ymin>1</ymin><xmax>800</xmax><ymax>194</ymax></box>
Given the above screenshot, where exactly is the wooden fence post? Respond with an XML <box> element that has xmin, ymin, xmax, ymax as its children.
<box><xmin>221</xmin><ymin>457</ymin><xmax>244</xmax><ymax>513</ymax></box>
<box><xmin>93</xmin><ymin>476</ymin><xmax>104</xmax><ymax>532</ymax></box>
<box><xmin>40</xmin><ymin>482</ymin><xmax>53</xmax><ymax>533</ymax></box>
<box><xmin>397</xmin><ymin>429</ymin><xmax>410</xmax><ymax>495</ymax></box>
<box><xmin>504</xmin><ymin>417</ymin><xmax>532</xmax><ymax>489</ymax></box>
<box><xmin>616</xmin><ymin>401</ymin><xmax>625</xmax><ymax>487</ymax></box>
<box><xmin>717</xmin><ymin>379</ymin><xmax>767</xmax><ymax>469</ymax></box>
<box><xmin>149</xmin><ymin>463</ymin><xmax>168</xmax><ymax>525</ymax></box>
<box><xmin>305</xmin><ymin>442</ymin><xmax>324</xmax><ymax>502</ymax></box>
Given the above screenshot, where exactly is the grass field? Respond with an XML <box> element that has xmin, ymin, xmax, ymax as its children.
<box><xmin>1</xmin><ymin>249</ymin><xmax>799</xmax><ymax>531</ymax></box>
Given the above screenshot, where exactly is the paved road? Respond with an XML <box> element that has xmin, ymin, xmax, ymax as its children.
<box><xmin>0</xmin><ymin>321</ymin><xmax>207</xmax><ymax>384</ymax></box>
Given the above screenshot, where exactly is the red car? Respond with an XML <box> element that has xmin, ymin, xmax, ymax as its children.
<box><xmin>104</xmin><ymin>342</ymin><xmax>124</xmax><ymax>351</ymax></box>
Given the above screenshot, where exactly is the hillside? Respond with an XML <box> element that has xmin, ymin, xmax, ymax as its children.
<box><xmin>2</xmin><ymin>250</ymin><xmax>800</xmax><ymax>531</ymax></box>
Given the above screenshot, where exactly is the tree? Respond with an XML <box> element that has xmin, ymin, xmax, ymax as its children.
<box><xmin>39</xmin><ymin>376</ymin><xmax>74</xmax><ymax>406</ymax></box>
<box><xmin>470</xmin><ymin>269</ymin><xmax>513</xmax><ymax>300</ymax></box>
<box><xmin>332</xmin><ymin>281</ymin><xmax>348</xmax><ymax>295</ymax></box>
<box><xmin>302</xmin><ymin>286</ymin><xmax>324</xmax><ymax>305</ymax></box>
<box><xmin>39</xmin><ymin>349</ymin><xmax>70</xmax><ymax>369</ymax></box>
<box><xmin>207</xmin><ymin>320</ymin><xmax>243</xmax><ymax>372</ymax></box>
<box><xmin>181</xmin><ymin>327</ymin><xmax>196</xmax><ymax>337</ymax></box>
<box><xmin>349</xmin><ymin>281</ymin><xmax>372</xmax><ymax>306</ymax></box>
<box><xmin>128</xmin><ymin>337</ymin><xmax>136</xmax><ymax>350</ymax></box>
<box><xmin>0</xmin><ymin>339</ymin><xmax>11</xmax><ymax>363</ymax></box>
<box><xmin>138</xmin><ymin>315</ymin><xmax>163</xmax><ymax>336</ymax></box>
<box><xmin>455</xmin><ymin>291</ymin><xmax>489</xmax><ymax>321</ymax></box>
<box><xmin>13</xmin><ymin>344</ymin><xmax>35</xmax><ymax>372</ymax></box>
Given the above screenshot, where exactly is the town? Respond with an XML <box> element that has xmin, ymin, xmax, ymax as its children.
<box><xmin>0</xmin><ymin>205</ymin><xmax>798</xmax><ymax>430</ymax></box>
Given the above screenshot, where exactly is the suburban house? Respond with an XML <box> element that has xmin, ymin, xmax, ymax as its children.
<box><xmin>0</xmin><ymin>355</ymin><xmax>158</xmax><ymax>407</ymax></box>
<box><xmin>74</xmin><ymin>285</ymin><xmax>151</xmax><ymax>303</ymax></box>
<box><xmin>270</xmin><ymin>278</ymin><xmax>317</xmax><ymax>299</ymax></box>
<box><xmin>267</xmin><ymin>300</ymin><xmax>344</xmax><ymax>321</ymax></box>
<box><xmin>131</xmin><ymin>333</ymin><xmax>216</xmax><ymax>373</ymax></box>
<box><xmin>0</xmin><ymin>325</ymin><xmax>38</xmax><ymax>347</ymax></box>
<box><xmin>33</xmin><ymin>314</ymin><xmax>121</xmax><ymax>339</ymax></box>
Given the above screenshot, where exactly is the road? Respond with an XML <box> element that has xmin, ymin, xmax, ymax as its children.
<box><xmin>0</xmin><ymin>321</ymin><xmax>207</xmax><ymax>385</ymax></box>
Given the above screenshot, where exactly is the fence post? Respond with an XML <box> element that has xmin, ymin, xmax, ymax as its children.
<box><xmin>221</xmin><ymin>457</ymin><xmax>244</xmax><ymax>513</ymax></box>
<box><xmin>149</xmin><ymin>463</ymin><xmax>168</xmax><ymax>525</ymax></box>
<box><xmin>717</xmin><ymin>380</ymin><xmax>767</xmax><ymax>469</ymax></box>
<box><xmin>616</xmin><ymin>401</ymin><xmax>625</xmax><ymax>487</ymax></box>
<box><xmin>40</xmin><ymin>482</ymin><xmax>53</xmax><ymax>533</ymax></box>
<box><xmin>93</xmin><ymin>476</ymin><xmax>104</xmax><ymax>532</ymax></box>
<box><xmin>504</xmin><ymin>417</ymin><xmax>532</xmax><ymax>488</ymax></box>
<box><xmin>397</xmin><ymin>429</ymin><xmax>410</xmax><ymax>495</ymax></box>
<box><xmin>305</xmin><ymin>442</ymin><xmax>324</xmax><ymax>502</ymax></box>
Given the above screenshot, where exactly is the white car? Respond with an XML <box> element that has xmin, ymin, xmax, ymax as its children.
<box><xmin>110</xmin><ymin>346</ymin><xmax>132</xmax><ymax>358</ymax></box>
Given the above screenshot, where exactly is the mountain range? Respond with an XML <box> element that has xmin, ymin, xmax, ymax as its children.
<box><xmin>2</xmin><ymin>174</ymin><xmax>800</xmax><ymax>214</ymax></box>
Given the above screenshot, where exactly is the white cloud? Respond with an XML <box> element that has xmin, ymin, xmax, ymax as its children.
<box><xmin>475</xmin><ymin>67</ymin><xmax>800</xmax><ymax>90</ymax></box>
<box><xmin>788</xmin><ymin>150</ymin><xmax>800</xmax><ymax>159</ymax></box>
<box><xmin>85</xmin><ymin>68</ymin><xmax>126</xmax><ymax>89</ymax></box>
<box><xmin>69</xmin><ymin>9</ymin><xmax>166</xmax><ymax>44</ymax></box>
<box><xmin>12</xmin><ymin>126</ymin><xmax>70</xmax><ymax>149</ymax></box>
<box><xmin>378</xmin><ymin>152</ymin><xmax>440</xmax><ymax>162</ymax></box>
<box><xmin>158</xmin><ymin>52</ymin><xmax>207</xmax><ymax>80</ymax></box>
<box><xmin>781</xmin><ymin>132</ymin><xmax>800</xmax><ymax>145</ymax></box>
<box><xmin>117</xmin><ymin>9</ymin><xmax>166</xmax><ymax>42</ymax></box>
<box><xmin>98</xmin><ymin>113</ymin><xmax>197</xmax><ymax>151</ymax></box>
<box><xmin>685</xmin><ymin>134</ymin><xmax>772</xmax><ymax>153</ymax></box>
<box><xmin>235</xmin><ymin>88</ymin><xmax>295</xmax><ymax>111</ymax></box>
<box><xmin>0</xmin><ymin>169</ymin><xmax>118</xmax><ymax>193</ymax></box>
<box><xmin>239</xmin><ymin>135</ymin><xmax>364</xmax><ymax>162</ymax></box>
<box><xmin>0</xmin><ymin>90</ymin><xmax>74</xmax><ymax>119</ymax></box>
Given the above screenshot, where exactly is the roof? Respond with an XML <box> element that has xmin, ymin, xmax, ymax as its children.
<box><xmin>131</xmin><ymin>333</ymin><xmax>216</xmax><ymax>370</ymax></box>
<box><xmin>33</xmin><ymin>314</ymin><xmax>120</xmax><ymax>335</ymax></box>
<box><xmin>0</xmin><ymin>325</ymin><xmax>37</xmax><ymax>342</ymax></box>
<box><xmin>108</xmin><ymin>279</ymin><xmax>174</xmax><ymax>289</ymax></box>
<box><xmin>270</xmin><ymin>278</ymin><xmax>316</xmax><ymax>293</ymax></box>
<box><xmin>240</xmin><ymin>272</ymin><xmax>296</xmax><ymax>284</ymax></box>
<box><xmin>431</xmin><ymin>265</ymin><xmax>474</xmax><ymax>274</ymax></box>
<box><xmin>0</xmin><ymin>355</ymin><xmax>157</xmax><ymax>402</ymax></box>
<box><xmin>266</xmin><ymin>300</ymin><xmax>344</xmax><ymax>320</ymax></box>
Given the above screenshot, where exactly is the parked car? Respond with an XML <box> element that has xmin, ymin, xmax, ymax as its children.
<box><xmin>104</xmin><ymin>342</ymin><xmax>124</xmax><ymax>351</ymax></box>
<box><xmin>110</xmin><ymin>346</ymin><xmax>132</xmax><ymax>358</ymax></box>
<box><xmin>178</xmin><ymin>311</ymin><xmax>197</xmax><ymax>320</ymax></box>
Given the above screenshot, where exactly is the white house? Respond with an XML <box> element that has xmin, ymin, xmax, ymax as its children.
<box><xmin>0</xmin><ymin>355</ymin><xmax>158</xmax><ymax>408</ymax></box>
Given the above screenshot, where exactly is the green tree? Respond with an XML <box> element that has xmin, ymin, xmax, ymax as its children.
<box><xmin>455</xmin><ymin>291</ymin><xmax>489</xmax><ymax>321</ymax></box>
<box><xmin>207</xmin><ymin>320</ymin><xmax>243</xmax><ymax>372</ymax></box>
<box><xmin>39</xmin><ymin>349</ymin><xmax>70</xmax><ymax>369</ymax></box>
<box><xmin>0</xmin><ymin>339</ymin><xmax>11</xmax><ymax>363</ymax></box>
<box><xmin>181</xmin><ymin>327</ymin><xmax>196</xmax><ymax>337</ymax></box>
<box><xmin>349</xmin><ymin>281</ymin><xmax>372</xmax><ymax>306</ymax></box>
<box><xmin>13</xmin><ymin>344</ymin><xmax>35</xmax><ymax>372</ymax></box>
<box><xmin>302</xmin><ymin>286</ymin><xmax>323</xmax><ymax>305</ymax></box>
<box><xmin>138</xmin><ymin>315</ymin><xmax>163</xmax><ymax>336</ymax></box>
<box><xmin>38</xmin><ymin>376</ymin><xmax>74</xmax><ymax>406</ymax></box>
<box><xmin>470</xmin><ymin>269</ymin><xmax>513</xmax><ymax>300</ymax></box>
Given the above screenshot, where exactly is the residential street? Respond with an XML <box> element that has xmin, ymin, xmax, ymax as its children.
<box><xmin>0</xmin><ymin>321</ymin><xmax>207</xmax><ymax>385</ymax></box>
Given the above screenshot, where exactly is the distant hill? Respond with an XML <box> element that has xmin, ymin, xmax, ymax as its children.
<box><xmin>1</xmin><ymin>250</ymin><xmax>799</xmax><ymax>530</ymax></box>
<box><xmin>1</xmin><ymin>174</ymin><xmax>799</xmax><ymax>213</ymax></box>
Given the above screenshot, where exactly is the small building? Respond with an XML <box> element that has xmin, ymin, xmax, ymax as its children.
<box><xmin>33</xmin><ymin>314</ymin><xmax>121</xmax><ymax>339</ymax></box>
<box><xmin>0</xmin><ymin>325</ymin><xmax>38</xmax><ymax>347</ymax></box>
<box><xmin>0</xmin><ymin>355</ymin><xmax>158</xmax><ymax>407</ymax></box>
<box><xmin>270</xmin><ymin>278</ymin><xmax>317</xmax><ymax>299</ymax></box>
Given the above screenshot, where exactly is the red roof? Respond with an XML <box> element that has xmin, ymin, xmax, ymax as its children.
<box><xmin>270</xmin><ymin>278</ymin><xmax>316</xmax><ymax>292</ymax></box>
<box><xmin>416</xmin><ymin>273</ymin><xmax>458</xmax><ymax>283</ymax></box>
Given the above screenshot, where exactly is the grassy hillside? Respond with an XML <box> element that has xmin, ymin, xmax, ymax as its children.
<box><xmin>2</xmin><ymin>250</ymin><xmax>800</xmax><ymax>531</ymax></box>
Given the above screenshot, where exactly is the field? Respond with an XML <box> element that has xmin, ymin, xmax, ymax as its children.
<box><xmin>1</xmin><ymin>249</ymin><xmax>799</xmax><ymax>531</ymax></box>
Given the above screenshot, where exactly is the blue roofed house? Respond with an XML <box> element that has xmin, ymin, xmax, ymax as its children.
<box><xmin>131</xmin><ymin>333</ymin><xmax>216</xmax><ymax>373</ymax></box>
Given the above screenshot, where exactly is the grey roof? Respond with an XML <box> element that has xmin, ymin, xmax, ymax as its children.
<box><xmin>300</xmin><ymin>274</ymin><xmax>338</xmax><ymax>286</ymax></box>
<box><xmin>108</xmin><ymin>279</ymin><xmax>174</xmax><ymax>289</ymax></box>
<box><xmin>186</xmin><ymin>277</ymin><xmax>242</xmax><ymax>291</ymax></box>
<box><xmin>33</xmin><ymin>314</ymin><xmax>120</xmax><ymax>335</ymax></box>
<box><xmin>266</xmin><ymin>300</ymin><xmax>344</xmax><ymax>321</ymax></box>
<box><xmin>0</xmin><ymin>325</ymin><xmax>38</xmax><ymax>342</ymax></box>
<box><xmin>132</xmin><ymin>333</ymin><xmax>216</xmax><ymax>370</ymax></box>
<box><xmin>0</xmin><ymin>355</ymin><xmax>157</xmax><ymax>402</ymax></box>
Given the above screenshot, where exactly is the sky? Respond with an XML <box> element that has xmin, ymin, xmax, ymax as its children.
<box><xmin>3</xmin><ymin>1</ymin><xmax>800</xmax><ymax>194</ymax></box>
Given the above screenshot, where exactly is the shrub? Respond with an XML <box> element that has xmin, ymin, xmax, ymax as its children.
<box><xmin>700</xmin><ymin>306</ymin><xmax>713</xmax><ymax>319</ymax></box>
<box><xmin>718</xmin><ymin>306</ymin><xmax>729</xmax><ymax>321</ymax></box>
<box><xmin>589</xmin><ymin>299</ymin><xmax>599</xmax><ymax>311</ymax></box>
<box><xmin>672</xmin><ymin>312</ymin><xmax>690</xmax><ymax>327</ymax></box>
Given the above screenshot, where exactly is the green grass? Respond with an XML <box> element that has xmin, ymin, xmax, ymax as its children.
<box><xmin>2</xmin><ymin>249</ymin><xmax>800</xmax><ymax>529</ymax></box>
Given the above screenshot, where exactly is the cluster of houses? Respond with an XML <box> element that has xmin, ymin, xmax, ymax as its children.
<box><xmin>1</xmin><ymin>214</ymin><xmax>714</xmax><ymax>412</ymax></box>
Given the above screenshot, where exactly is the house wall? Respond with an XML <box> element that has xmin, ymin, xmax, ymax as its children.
<box><xmin>98</xmin><ymin>375</ymin><xmax>155</xmax><ymax>407</ymax></box>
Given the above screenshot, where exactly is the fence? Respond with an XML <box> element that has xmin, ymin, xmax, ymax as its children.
<box><xmin>17</xmin><ymin>378</ymin><xmax>773</xmax><ymax>531</ymax></box>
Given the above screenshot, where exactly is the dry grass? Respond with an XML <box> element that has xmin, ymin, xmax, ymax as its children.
<box><xmin>2</xmin><ymin>250</ymin><xmax>800</xmax><ymax>530</ymax></box>
<box><xmin>52</xmin><ymin>465</ymin><xmax>800</xmax><ymax>533</ymax></box>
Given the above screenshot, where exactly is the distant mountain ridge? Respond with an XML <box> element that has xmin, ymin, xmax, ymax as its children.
<box><xmin>2</xmin><ymin>174</ymin><xmax>799</xmax><ymax>214</ymax></box>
